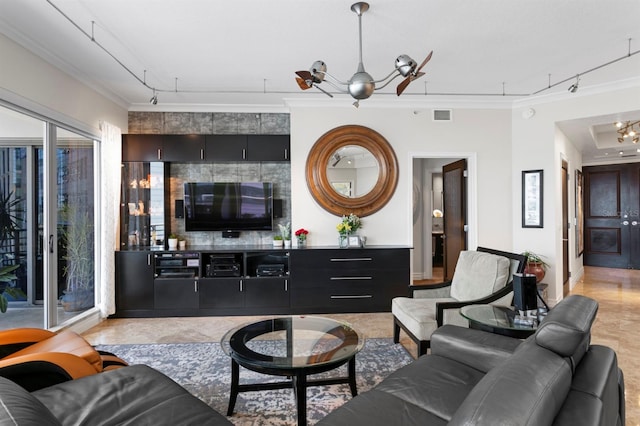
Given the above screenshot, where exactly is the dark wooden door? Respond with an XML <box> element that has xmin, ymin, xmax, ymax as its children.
<box><xmin>442</xmin><ymin>159</ymin><xmax>467</xmax><ymax>281</ymax></box>
<box><xmin>583</xmin><ymin>163</ymin><xmax>640</xmax><ymax>269</ymax></box>
<box><xmin>562</xmin><ymin>161</ymin><xmax>570</xmax><ymax>296</ymax></box>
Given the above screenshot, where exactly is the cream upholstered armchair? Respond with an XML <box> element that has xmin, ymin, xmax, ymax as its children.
<box><xmin>392</xmin><ymin>247</ymin><xmax>526</xmax><ymax>357</ymax></box>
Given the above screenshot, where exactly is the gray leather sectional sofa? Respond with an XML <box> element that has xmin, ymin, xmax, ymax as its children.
<box><xmin>318</xmin><ymin>294</ymin><xmax>625</xmax><ymax>425</ymax></box>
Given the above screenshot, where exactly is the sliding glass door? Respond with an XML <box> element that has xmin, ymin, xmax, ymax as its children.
<box><xmin>0</xmin><ymin>103</ymin><xmax>98</xmax><ymax>329</ymax></box>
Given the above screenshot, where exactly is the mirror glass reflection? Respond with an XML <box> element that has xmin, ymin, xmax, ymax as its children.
<box><xmin>326</xmin><ymin>145</ymin><xmax>379</xmax><ymax>198</ymax></box>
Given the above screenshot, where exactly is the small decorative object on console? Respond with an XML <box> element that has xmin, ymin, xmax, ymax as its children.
<box><xmin>295</xmin><ymin>228</ymin><xmax>309</xmax><ymax>247</ymax></box>
<box><xmin>337</xmin><ymin>214</ymin><xmax>362</xmax><ymax>248</ymax></box>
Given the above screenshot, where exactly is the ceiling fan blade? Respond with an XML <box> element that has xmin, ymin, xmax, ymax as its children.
<box><xmin>397</xmin><ymin>72</ymin><xmax>426</xmax><ymax>96</ymax></box>
<box><xmin>295</xmin><ymin>77</ymin><xmax>312</xmax><ymax>90</ymax></box>
<box><xmin>396</xmin><ymin>76</ymin><xmax>411</xmax><ymax>96</ymax></box>
<box><xmin>415</xmin><ymin>51</ymin><xmax>433</xmax><ymax>73</ymax></box>
<box><xmin>295</xmin><ymin>70</ymin><xmax>313</xmax><ymax>80</ymax></box>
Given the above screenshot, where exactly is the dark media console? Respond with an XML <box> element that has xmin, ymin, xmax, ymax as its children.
<box><xmin>114</xmin><ymin>246</ymin><xmax>410</xmax><ymax>317</ymax></box>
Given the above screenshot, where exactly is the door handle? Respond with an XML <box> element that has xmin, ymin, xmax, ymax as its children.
<box><xmin>632</xmin><ymin>221</ymin><xmax>638</xmax><ymax>226</ymax></box>
<box><xmin>49</xmin><ymin>234</ymin><xmax>54</xmax><ymax>253</ymax></box>
<box><xmin>622</xmin><ymin>221</ymin><xmax>630</xmax><ymax>226</ymax></box>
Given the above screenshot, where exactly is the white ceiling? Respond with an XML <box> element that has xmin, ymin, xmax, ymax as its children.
<box><xmin>1</xmin><ymin>0</ymin><xmax>639</xmax><ymax>163</ymax></box>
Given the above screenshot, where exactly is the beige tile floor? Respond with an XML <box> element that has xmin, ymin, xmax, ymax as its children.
<box><xmin>82</xmin><ymin>266</ymin><xmax>640</xmax><ymax>425</ymax></box>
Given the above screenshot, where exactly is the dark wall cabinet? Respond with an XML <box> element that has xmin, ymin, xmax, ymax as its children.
<box><xmin>163</xmin><ymin>135</ymin><xmax>205</xmax><ymax>161</ymax></box>
<box><xmin>113</xmin><ymin>247</ymin><xmax>408</xmax><ymax>318</ymax></box>
<box><xmin>122</xmin><ymin>134</ymin><xmax>163</xmax><ymax>162</ymax></box>
<box><xmin>123</xmin><ymin>134</ymin><xmax>290</xmax><ymax>162</ymax></box>
<box><xmin>115</xmin><ymin>252</ymin><xmax>154</xmax><ymax>313</ymax></box>
<box><xmin>204</xmin><ymin>135</ymin><xmax>247</xmax><ymax>161</ymax></box>
<box><xmin>247</xmin><ymin>135</ymin><xmax>289</xmax><ymax>161</ymax></box>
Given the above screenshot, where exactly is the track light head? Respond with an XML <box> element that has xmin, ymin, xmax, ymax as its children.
<box><xmin>150</xmin><ymin>94</ymin><xmax>158</xmax><ymax>105</ymax></box>
<box><xmin>568</xmin><ymin>75</ymin><xmax>580</xmax><ymax>93</ymax></box>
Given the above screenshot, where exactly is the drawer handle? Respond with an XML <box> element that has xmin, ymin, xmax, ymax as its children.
<box><xmin>330</xmin><ymin>257</ymin><xmax>373</xmax><ymax>262</ymax></box>
<box><xmin>330</xmin><ymin>276</ymin><xmax>372</xmax><ymax>280</ymax></box>
<box><xmin>330</xmin><ymin>295</ymin><xmax>373</xmax><ymax>299</ymax></box>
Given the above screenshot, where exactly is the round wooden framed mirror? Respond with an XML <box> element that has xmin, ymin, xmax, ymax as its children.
<box><xmin>305</xmin><ymin>125</ymin><xmax>398</xmax><ymax>217</ymax></box>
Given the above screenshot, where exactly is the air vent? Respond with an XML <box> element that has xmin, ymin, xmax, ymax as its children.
<box><xmin>433</xmin><ymin>109</ymin><xmax>452</xmax><ymax>121</ymax></box>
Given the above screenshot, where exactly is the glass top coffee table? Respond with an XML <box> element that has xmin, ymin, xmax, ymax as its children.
<box><xmin>221</xmin><ymin>316</ymin><xmax>365</xmax><ymax>426</ymax></box>
<box><xmin>460</xmin><ymin>305</ymin><xmax>539</xmax><ymax>339</ymax></box>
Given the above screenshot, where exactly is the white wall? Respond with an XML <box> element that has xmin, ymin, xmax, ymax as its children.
<box><xmin>288</xmin><ymin>102</ymin><xmax>514</xmax><ymax>251</ymax></box>
<box><xmin>0</xmin><ymin>33</ymin><xmax>128</xmax><ymax>134</ymax></box>
<box><xmin>512</xmin><ymin>83</ymin><xmax>640</xmax><ymax>304</ymax></box>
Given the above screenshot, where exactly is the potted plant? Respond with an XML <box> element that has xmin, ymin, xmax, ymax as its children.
<box><xmin>272</xmin><ymin>235</ymin><xmax>283</xmax><ymax>247</ymax></box>
<box><xmin>59</xmin><ymin>204</ymin><xmax>95</xmax><ymax>312</ymax></box>
<box><xmin>0</xmin><ymin>191</ymin><xmax>25</xmax><ymax>313</ymax></box>
<box><xmin>278</xmin><ymin>222</ymin><xmax>291</xmax><ymax>248</ymax></box>
<box><xmin>168</xmin><ymin>233</ymin><xmax>179</xmax><ymax>250</ymax></box>
<box><xmin>521</xmin><ymin>250</ymin><xmax>549</xmax><ymax>283</ymax></box>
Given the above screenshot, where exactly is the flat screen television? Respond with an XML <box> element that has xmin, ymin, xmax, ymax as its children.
<box><xmin>184</xmin><ymin>182</ymin><xmax>273</xmax><ymax>231</ymax></box>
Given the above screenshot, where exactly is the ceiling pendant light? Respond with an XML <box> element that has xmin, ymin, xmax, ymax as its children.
<box><xmin>294</xmin><ymin>2</ymin><xmax>433</xmax><ymax>104</ymax></box>
<box><xmin>615</xmin><ymin>120</ymin><xmax>640</xmax><ymax>144</ymax></box>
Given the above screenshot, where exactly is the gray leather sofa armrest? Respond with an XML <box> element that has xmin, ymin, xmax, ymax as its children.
<box><xmin>431</xmin><ymin>325</ymin><xmax>522</xmax><ymax>373</ymax></box>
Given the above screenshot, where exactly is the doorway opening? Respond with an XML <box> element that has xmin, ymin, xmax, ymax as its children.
<box><xmin>411</xmin><ymin>155</ymin><xmax>477</xmax><ymax>285</ymax></box>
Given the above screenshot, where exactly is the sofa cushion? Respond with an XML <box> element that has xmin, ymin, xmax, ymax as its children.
<box><xmin>431</xmin><ymin>325</ymin><xmax>522</xmax><ymax>373</ymax></box>
<box><xmin>449</xmin><ymin>251</ymin><xmax>510</xmax><ymax>301</ymax></box>
<box><xmin>535</xmin><ymin>294</ymin><xmax>597</xmax><ymax>367</ymax></box>
<box><xmin>448</xmin><ymin>343</ymin><xmax>572</xmax><ymax>426</ymax></box>
<box><xmin>33</xmin><ymin>364</ymin><xmax>231</xmax><ymax>426</ymax></box>
<box><xmin>0</xmin><ymin>376</ymin><xmax>62</xmax><ymax>426</ymax></box>
<box><xmin>391</xmin><ymin>297</ymin><xmax>457</xmax><ymax>340</ymax></box>
<box><xmin>318</xmin><ymin>353</ymin><xmax>485</xmax><ymax>425</ymax></box>
<box><xmin>316</xmin><ymin>388</ymin><xmax>447</xmax><ymax>426</ymax></box>
<box><xmin>560</xmin><ymin>345</ymin><xmax>622</xmax><ymax>426</ymax></box>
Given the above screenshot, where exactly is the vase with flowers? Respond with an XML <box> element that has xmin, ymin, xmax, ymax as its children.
<box><xmin>336</xmin><ymin>213</ymin><xmax>362</xmax><ymax>248</ymax></box>
<box><xmin>295</xmin><ymin>228</ymin><xmax>309</xmax><ymax>248</ymax></box>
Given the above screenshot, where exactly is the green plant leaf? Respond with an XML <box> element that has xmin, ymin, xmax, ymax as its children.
<box><xmin>0</xmin><ymin>295</ymin><xmax>7</xmax><ymax>313</ymax></box>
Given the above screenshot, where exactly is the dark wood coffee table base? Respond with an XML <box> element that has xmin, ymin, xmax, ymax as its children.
<box><xmin>227</xmin><ymin>355</ymin><xmax>358</xmax><ymax>426</ymax></box>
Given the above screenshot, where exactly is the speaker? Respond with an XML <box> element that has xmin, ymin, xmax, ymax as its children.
<box><xmin>513</xmin><ymin>273</ymin><xmax>538</xmax><ymax>312</ymax></box>
<box><xmin>273</xmin><ymin>199</ymin><xmax>283</xmax><ymax>218</ymax></box>
<box><xmin>175</xmin><ymin>199</ymin><xmax>184</xmax><ymax>218</ymax></box>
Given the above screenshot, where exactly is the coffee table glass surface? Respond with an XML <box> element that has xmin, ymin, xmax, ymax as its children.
<box><xmin>221</xmin><ymin>316</ymin><xmax>365</xmax><ymax>426</ymax></box>
<box><xmin>221</xmin><ymin>316</ymin><xmax>364</xmax><ymax>370</ymax></box>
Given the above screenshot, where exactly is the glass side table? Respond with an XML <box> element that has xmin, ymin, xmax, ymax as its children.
<box><xmin>460</xmin><ymin>305</ymin><xmax>540</xmax><ymax>339</ymax></box>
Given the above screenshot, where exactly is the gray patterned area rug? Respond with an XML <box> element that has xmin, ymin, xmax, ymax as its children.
<box><xmin>97</xmin><ymin>338</ymin><xmax>413</xmax><ymax>425</ymax></box>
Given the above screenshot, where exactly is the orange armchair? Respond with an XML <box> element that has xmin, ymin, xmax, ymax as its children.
<box><xmin>0</xmin><ymin>327</ymin><xmax>127</xmax><ymax>390</ymax></box>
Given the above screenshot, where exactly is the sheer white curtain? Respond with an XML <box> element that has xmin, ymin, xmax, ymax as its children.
<box><xmin>99</xmin><ymin>122</ymin><xmax>121</xmax><ymax>317</ymax></box>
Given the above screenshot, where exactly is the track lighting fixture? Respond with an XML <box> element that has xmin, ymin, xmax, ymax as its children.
<box><xmin>149</xmin><ymin>90</ymin><xmax>158</xmax><ymax>105</ymax></box>
<box><xmin>615</xmin><ymin>120</ymin><xmax>640</xmax><ymax>144</ymax></box>
<box><xmin>567</xmin><ymin>75</ymin><xmax>580</xmax><ymax>93</ymax></box>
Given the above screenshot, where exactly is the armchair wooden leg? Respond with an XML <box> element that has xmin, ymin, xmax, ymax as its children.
<box><xmin>393</xmin><ymin>318</ymin><xmax>400</xmax><ymax>344</ymax></box>
<box><xmin>418</xmin><ymin>341</ymin><xmax>429</xmax><ymax>357</ymax></box>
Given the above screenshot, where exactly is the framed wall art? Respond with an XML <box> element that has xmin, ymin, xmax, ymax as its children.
<box><xmin>522</xmin><ymin>169</ymin><xmax>544</xmax><ymax>228</ymax></box>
